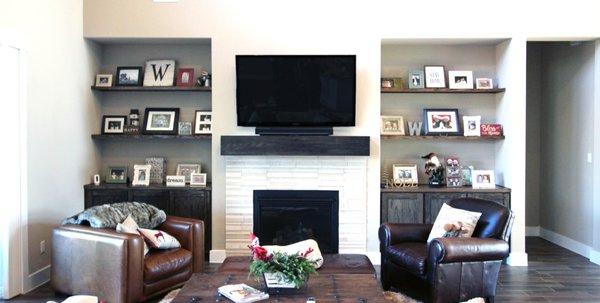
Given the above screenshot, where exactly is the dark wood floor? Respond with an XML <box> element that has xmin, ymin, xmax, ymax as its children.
<box><xmin>3</xmin><ymin>237</ymin><xmax>600</xmax><ymax>303</ymax></box>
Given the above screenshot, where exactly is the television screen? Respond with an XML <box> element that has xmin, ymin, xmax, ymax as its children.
<box><xmin>236</xmin><ymin>55</ymin><xmax>356</xmax><ymax>127</ymax></box>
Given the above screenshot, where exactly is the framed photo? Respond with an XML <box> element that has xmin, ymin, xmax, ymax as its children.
<box><xmin>423</xmin><ymin>108</ymin><xmax>461</xmax><ymax>135</ymax></box>
<box><xmin>448</xmin><ymin>71</ymin><xmax>474</xmax><ymax>89</ymax></box>
<box><xmin>461</xmin><ymin>167</ymin><xmax>473</xmax><ymax>186</ymax></box>
<box><xmin>143</xmin><ymin>108</ymin><xmax>180</xmax><ymax>135</ymax></box>
<box><xmin>106</xmin><ymin>166</ymin><xmax>128</xmax><ymax>184</ymax></box>
<box><xmin>178</xmin><ymin>122</ymin><xmax>192</xmax><ymax>135</ymax></box>
<box><xmin>476</xmin><ymin>78</ymin><xmax>494</xmax><ymax>89</ymax></box>
<box><xmin>166</xmin><ymin>175</ymin><xmax>186</xmax><ymax>187</ymax></box>
<box><xmin>381</xmin><ymin>116</ymin><xmax>405</xmax><ymax>135</ymax></box>
<box><xmin>95</xmin><ymin>74</ymin><xmax>113</xmax><ymax>87</ymax></box>
<box><xmin>176</xmin><ymin>68</ymin><xmax>195</xmax><ymax>87</ymax></box>
<box><xmin>132</xmin><ymin>164</ymin><xmax>151</xmax><ymax>186</ymax></box>
<box><xmin>445</xmin><ymin>157</ymin><xmax>462</xmax><ymax>187</ymax></box>
<box><xmin>190</xmin><ymin>173</ymin><xmax>207</xmax><ymax>187</ymax></box>
<box><xmin>194</xmin><ymin>111</ymin><xmax>212</xmax><ymax>134</ymax></box>
<box><xmin>143</xmin><ymin>60</ymin><xmax>176</xmax><ymax>87</ymax></box>
<box><xmin>424</xmin><ymin>65</ymin><xmax>446</xmax><ymax>88</ymax></box>
<box><xmin>392</xmin><ymin>164</ymin><xmax>418</xmax><ymax>185</ymax></box>
<box><xmin>381</xmin><ymin>78</ymin><xmax>394</xmax><ymax>88</ymax></box>
<box><xmin>116</xmin><ymin>66</ymin><xmax>143</xmax><ymax>86</ymax></box>
<box><xmin>101</xmin><ymin>115</ymin><xmax>127</xmax><ymax>134</ymax></box>
<box><xmin>462</xmin><ymin>116</ymin><xmax>481</xmax><ymax>137</ymax></box>
<box><xmin>145</xmin><ymin>157</ymin><xmax>166</xmax><ymax>184</ymax></box>
<box><xmin>472</xmin><ymin>170</ymin><xmax>496</xmax><ymax>189</ymax></box>
<box><xmin>408</xmin><ymin>70</ymin><xmax>424</xmax><ymax>89</ymax></box>
<box><xmin>176</xmin><ymin>164</ymin><xmax>201</xmax><ymax>183</ymax></box>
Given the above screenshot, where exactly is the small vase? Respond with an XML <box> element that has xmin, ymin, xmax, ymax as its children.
<box><xmin>263</xmin><ymin>271</ymin><xmax>308</xmax><ymax>295</ymax></box>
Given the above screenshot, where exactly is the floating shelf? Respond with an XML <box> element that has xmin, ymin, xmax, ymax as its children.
<box><xmin>92</xmin><ymin>134</ymin><xmax>212</xmax><ymax>140</ymax></box>
<box><xmin>91</xmin><ymin>86</ymin><xmax>211</xmax><ymax>92</ymax></box>
<box><xmin>381</xmin><ymin>135</ymin><xmax>504</xmax><ymax>141</ymax></box>
<box><xmin>381</xmin><ymin>88</ymin><xmax>505</xmax><ymax>94</ymax></box>
<box><xmin>221</xmin><ymin>135</ymin><xmax>370</xmax><ymax>156</ymax></box>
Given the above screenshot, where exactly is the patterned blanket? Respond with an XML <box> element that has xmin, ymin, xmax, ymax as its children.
<box><xmin>61</xmin><ymin>202</ymin><xmax>166</xmax><ymax>229</ymax></box>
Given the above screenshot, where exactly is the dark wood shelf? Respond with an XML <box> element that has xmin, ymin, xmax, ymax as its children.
<box><xmin>84</xmin><ymin>182</ymin><xmax>212</xmax><ymax>191</ymax></box>
<box><xmin>381</xmin><ymin>135</ymin><xmax>504</xmax><ymax>141</ymax></box>
<box><xmin>221</xmin><ymin>135</ymin><xmax>370</xmax><ymax>156</ymax></box>
<box><xmin>91</xmin><ymin>86</ymin><xmax>211</xmax><ymax>92</ymax></box>
<box><xmin>381</xmin><ymin>185</ymin><xmax>510</xmax><ymax>193</ymax></box>
<box><xmin>92</xmin><ymin>134</ymin><xmax>212</xmax><ymax>140</ymax></box>
<box><xmin>381</xmin><ymin>88</ymin><xmax>505</xmax><ymax>94</ymax></box>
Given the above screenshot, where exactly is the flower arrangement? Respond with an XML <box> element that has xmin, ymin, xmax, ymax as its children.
<box><xmin>247</xmin><ymin>233</ymin><xmax>318</xmax><ymax>289</ymax></box>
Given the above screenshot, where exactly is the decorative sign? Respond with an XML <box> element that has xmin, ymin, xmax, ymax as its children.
<box><xmin>480</xmin><ymin>124</ymin><xmax>503</xmax><ymax>136</ymax></box>
<box><xmin>166</xmin><ymin>175</ymin><xmax>186</xmax><ymax>187</ymax></box>
<box><xmin>408</xmin><ymin>121</ymin><xmax>423</xmax><ymax>136</ymax></box>
<box><xmin>143</xmin><ymin>60</ymin><xmax>176</xmax><ymax>86</ymax></box>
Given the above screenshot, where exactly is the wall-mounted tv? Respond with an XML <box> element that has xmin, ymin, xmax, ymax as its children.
<box><xmin>236</xmin><ymin>55</ymin><xmax>356</xmax><ymax>127</ymax></box>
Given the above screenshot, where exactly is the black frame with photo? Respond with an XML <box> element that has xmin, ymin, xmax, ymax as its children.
<box><xmin>422</xmin><ymin>108</ymin><xmax>461</xmax><ymax>136</ymax></box>
<box><xmin>116</xmin><ymin>66</ymin><xmax>143</xmax><ymax>86</ymax></box>
<box><xmin>101</xmin><ymin>115</ymin><xmax>128</xmax><ymax>134</ymax></box>
<box><xmin>143</xmin><ymin>107</ymin><xmax>180</xmax><ymax>135</ymax></box>
<box><xmin>106</xmin><ymin>166</ymin><xmax>128</xmax><ymax>184</ymax></box>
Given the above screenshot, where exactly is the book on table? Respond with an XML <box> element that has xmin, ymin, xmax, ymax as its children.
<box><xmin>217</xmin><ymin>284</ymin><xmax>269</xmax><ymax>303</ymax></box>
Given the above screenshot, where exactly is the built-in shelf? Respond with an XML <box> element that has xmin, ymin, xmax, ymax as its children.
<box><xmin>381</xmin><ymin>135</ymin><xmax>504</xmax><ymax>141</ymax></box>
<box><xmin>92</xmin><ymin>134</ymin><xmax>212</xmax><ymax>140</ymax></box>
<box><xmin>381</xmin><ymin>184</ymin><xmax>510</xmax><ymax>193</ymax></box>
<box><xmin>84</xmin><ymin>182</ymin><xmax>212</xmax><ymax>191</ymax></box>
<box><xmin>381</xmin><ymin>88</ymin><xmax>505</xmax><ymax>94</ymax></box>
<box><xmin>91</xmin><ymin>86</ymin><xmax>211</xmax><ymax>92</ymax></box>
<box><xmin>221</xmin><ymin>135</ymin><xmax>370</xmax><ymax>156</ymax></box>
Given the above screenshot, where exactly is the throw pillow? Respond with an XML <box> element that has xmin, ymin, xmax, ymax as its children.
<box><xmin>116</xmin><ymin>215</ymin><xmax>149</xmax><ymax>255</ymax></box>
<box><xmin>263</xmin><ymin>239</ymin><xmax>324</xmax><ymax>269</ymax></box>
<box><xmin>138</xmin><ymin>228</ymin><xmax>181</xmax><ymax>249</ymax></box>
<box><xmin>427</xmin><ymin>203</ymin><xmax>482</xmax><ymax>243</ymax></box>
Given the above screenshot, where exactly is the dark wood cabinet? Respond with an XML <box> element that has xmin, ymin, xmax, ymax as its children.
<box><xmin>84</xmin><ymin>183</ymin><xmax>212</xmax><ymax>259</ymax></box>
<box><xmin>381</xmin><ymin>186</ymin><xmax>510</xmax><ymax>224</ymax></box>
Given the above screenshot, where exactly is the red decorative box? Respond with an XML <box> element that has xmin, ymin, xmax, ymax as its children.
<box><xmin>480</xmin><ymin>124</ymin><xmax>503</xmax><ymax>136</ymax></box>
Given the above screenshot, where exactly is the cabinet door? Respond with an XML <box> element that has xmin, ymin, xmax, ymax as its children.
<box><xmin>424</xmin><ymin>193</ymin><xmax>467</xmax><ymax>224</ymax></box>
<box><xmin>170</xmin><ymin>190</ymin><xmax>211</xmax><ymax>259</ymax></box>
<box><xmin>381</xmin><ymin>193</ymin><xmax>423</xmax><ymax>224</ymax></box>
<box><xmin>86</xmin><ymin>189</ymin><xmax>129</xmax><ymax>208</ymax></box>
<box><xmin>131</xmin><ymin>189</ymin><xmax>170</xmax><ymax>211</ymax></box>
<box><xmin>468</xmin><ymin>193</ymin><xmax>510</xmax><ymax>208</ymax></box>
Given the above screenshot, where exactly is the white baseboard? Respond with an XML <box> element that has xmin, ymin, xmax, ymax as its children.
<box><xmin>590</xmin><ymin>249</ymin><xmax>600</xmax><ymax>265</ymax></box>
<box><xmin>366</xmin><ymin>251</ymin><xmax>381</xmax><ymax>266</ymax></box>
<box><xmin>525</xmin><ymin>226</ymin><xmax>540</xmax><ymax>237</ymax></box>
<box><xmin>0</xmin><ymin>286</ymin><xmax>5</xmax><ymax>300</ymax></box>
<box><xmin>210</xmin><ymin>250</ymin><xmax>227</xmax><ymax>263</ymax></box>
<box><xmin>539</xmin><ymin>227</ymin><xmax>600</xmax><ymax>265</ymax></box>
<box><xmin>25</xmin><ymin>265</ymin><xmax>50</xmax><ymax>292</ymax></box>
<box><xmin>506</xmin><ymin>252</ymin><xmax>528</xmax><ymax>266</ymax></box>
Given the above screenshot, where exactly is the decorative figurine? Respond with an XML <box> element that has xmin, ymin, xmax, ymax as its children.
<box><xmin>422</xmin><ymin>152</ymin><xmax>444</xmax><ymax>187</ymax></box>
<box><xmin>197</xmin><ymin>71</ymin><xmax>211</xmax><ymax>87</ymax></box>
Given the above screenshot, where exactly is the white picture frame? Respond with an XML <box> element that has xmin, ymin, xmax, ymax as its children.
<box><xmin>448</xmin><ymin>71</ymin><xmax>474</xmax><ymax>89</ymax></box>
<box><xmin>471</xmin><ymin>170</ymin><xmax>496</xmax><ymax>189</ymax></box>
<box><xmin>176</xmin><ymin>164</ymin><xmax>201</xmax><ymax>183</ymax></box>
<box><xmin>381</xmin><ymin>116</ymin><xmax>405</xmax><ymax>135</ymax></box>
<box><xmin>166</xmin><ymin>175</ymin><xmax>186</xmax><ymax>187</ymax></box>
<box><xmin>190</xmin><ymin>173</ymin><xmax>207</xmax><ymax>187</ymax></box>
<box><xmin>424</xmin><ymin>66</ymin><xmax>446</xmax><ymax>88</ymax></box>
<box><xmin>132</xmin><ymin>164</ymin><xmax>151</xmax><ymax>186</ymax></box>
<box><xmin>143</xmin><ymin>59</ymin><xmax>176</xmax><ymax>86</ymax></box>
<box><xmin>462</xmin><ymin>116</ymin><xmax>481</xmax><ymax>137</ymax></box>
<box><xmin>476</xmin><ymin>78</ymin><xmax>494</xmax><ymax>89</ymax></box>
<box><xmin>95</xmin><ymin>74</ymin><xmax>113</xmax><ymax>87</ymax></box>
<box><xmin>194</xmin><ymin>110</ymin><xmax>212</xmax><ymax>134</ymax></box>
<box><xmin>392</xmin><ymin>164</ymin><xmax>418</xmax><ymax>185</ymax></box>
<box><xmin>102</xmin><ymin>116</ymin><xmax>127</xmax><ymax>134</ymax></box>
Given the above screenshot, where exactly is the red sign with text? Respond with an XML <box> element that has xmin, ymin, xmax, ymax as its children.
<box><xmin>480</xmin><ymin>124</ymin><xmax>503</xmax><ymax>136</ymax></box>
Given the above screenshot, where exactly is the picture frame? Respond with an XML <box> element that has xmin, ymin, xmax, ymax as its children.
<box><xmin>190</xmin><ymin>173</ymin><xmax>207</xmax><ymax>187</ymax></box>
<box><xmin>448</xmin><ymin>71</ymin><xmax>474</xmax><ymax>89</ymax></box>
<box><xmin>381</xmin><ymin>116</ymin><xmax>405</xmax><ymax>135</ymax></box>
<box><xmin>462</xmin><ymin>116</ymin><xmax>481</xmax><ymax>137</ymax></box>
<box><xmin>424</xmin><ymin>65</ymin><xmax>446</xmax><ymax>88</ymax></box>
<box><xmin>176</xmin><ymin>68</ymin><xmax>195</xmax><ymax>87</ymax></box>
<box><xmin>95</xmin><ymin>74</ymin><xmax>113</xmax><ymax>87</ymax></box>
<box><xmin>106</xmin><ymin>166</ymin><xmax>128</xmax><ymax>184</ymax></box>
<box><xmin>166</xmin><ymin>175</ymin><xmax>186</xmax><ymax>187</ymax></box>
<box><xmin>408</xmin><ymin>70</ymin><xmax>424</xmax><ymax>89</ymax></box>
<box><xmin>101</xmin><ymin>115</ymin><xmax>127</xmax><ymax>134</ymax></box>
<box><xmin>445</xmin><ymin>157</ymin><xmax>462</xmax><ymax>187</ymax></box>
<box><xmin>132</xmin><ymin>164</ymin><xmax>151</xmax><ymax>186</ymax></box>
<box><xmin>423</xmin><ymin>108</ymin><xmax>461</xmax><ymax>135</ymax></box>
<box><xmin>143</xmin><ymin>108</ymin><xmax>180</xmax><ymax>135</ymax></box>
<box><xmin>145</xmin><ymin>157</ymin><xmax>166</xmax><ymax>184</ymax></box>
<box><xmin>143</xmin><ymin>60</ymin><xmax>176</xmax><ymax>87</ymax></box>
<box><xmin>178</xmin><ymin>121</ymin><xmax>192</xmax><ymax>135</ymax></box>
<box><xmin>176</xmin><ymin>164</ymin><xmax>201</xmax><ymax>183</ymax></box>
<box><xmin>472</xmin><ymin>170</ymin><xmax>496</xmax><ymax>189</ymax></box>
<box><xmin>392</xmin><ymin>164</ymin><xmax>418</xmax><ymax>186</ymax></box>
<box><xmin>461</xmin><ymin>167</ymin><xmax>473</xmax><ymax>186</ymax></box>
<box><xmin>194</xmin><ymin>110</ymin><xmax>212</xmax><ymax>134</ymax></box>
<box><xmin>116</xmin><ymin>66</ymin><xmax>143</xmax><ymax>86</ymax></box>
<box><xmin>381</xmin><ymin>78</ymin><xmax>394</xmax><ymax>88</ymax></box>
<box><xmin>476</xmin><ymin>78</ymin><xmax>494</xmax><ymax>89</ymax></box>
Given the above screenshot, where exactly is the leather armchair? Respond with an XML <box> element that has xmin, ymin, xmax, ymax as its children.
<box><xmin>379</xmin><ymin>198</ymin><xmax>514</xmax><ymax>303</ymax></box>
<box><xmin>52</xmin><ymin>216</ymin><xmax>204</xmax><ymax>303</ymax></box>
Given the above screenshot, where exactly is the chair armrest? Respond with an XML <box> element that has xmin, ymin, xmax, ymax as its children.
<box><xmin>51</xmin><ymin>225</ymin><xmax>144</xmax><ymax>303</ymax></box>
<box><xmin>158</xmin><ymin>216</ymin><xmax>205</xmax><ymax>272</ymax></box>
<box><xmin>428</xmin><ymin>237</ymin><xmax>510</xmax><ymax>264</ymax></box>
<box><xmin>378</xmin><ymin>223</ymin><xmax>433</xmax><ymax>251</ymax></box>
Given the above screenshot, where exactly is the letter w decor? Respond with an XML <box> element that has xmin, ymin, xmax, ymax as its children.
<box><xmin>143</xmin><ymin>59</ymin><xmax>176</xmax><ymax>86</ymax></box>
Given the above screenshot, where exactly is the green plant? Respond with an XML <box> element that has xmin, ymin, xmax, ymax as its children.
<box><xmin>249</xmin><ymin>251</ymin><xmax>318</xmax><ymax>288</ymax></box>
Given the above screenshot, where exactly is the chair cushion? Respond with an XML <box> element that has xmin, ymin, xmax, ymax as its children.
<box><xmin>144</xmin><ymin>248</ymin><xmax>192</xmax><ymax>282</ymax></box>
<box><xmin>386</xmin><ymin>242</ymin><xmax>428</xmax><ymax>278</ymax></box>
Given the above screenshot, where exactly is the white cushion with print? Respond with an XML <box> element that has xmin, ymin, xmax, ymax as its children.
<box><xmin>427</xmin><ymin>203</ymin><xmax>482</xmax><ymax>243</ymax></box>
<box><xmin>116</xmin><ymin>214</ymin><xmax>149</xmax><ymax>255</ymax></box>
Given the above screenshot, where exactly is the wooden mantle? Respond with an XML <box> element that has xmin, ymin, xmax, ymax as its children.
<box><xmin>221</xmin><ymin>135</ymin><xmax>370</xmax><ymax>156</ymax></box>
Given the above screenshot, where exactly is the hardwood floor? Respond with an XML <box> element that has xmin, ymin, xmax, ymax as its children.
<box><xmin>3</xmin><ymin>237</ymin><xmax>599</xmax><ymax>302</ymax></box>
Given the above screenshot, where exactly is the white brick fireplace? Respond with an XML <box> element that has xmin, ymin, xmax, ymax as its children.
<box><xmin>224</xmin><ymin>156</ymin><xmax>368</xmax><ymax>257</ymax></box>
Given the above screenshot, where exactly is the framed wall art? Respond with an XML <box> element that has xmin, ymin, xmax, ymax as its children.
<box><xmin>143</xmin><ymin>108</ymin><xmax>180</xmax><ymax>135</ymax></box>
<box><xmin>116</xmin><ymin>66</ymin><xmax>143</xmax><ymax>86</ymax></box>
<box><xmin>448</xmin><ymin>71</ymin><xmax>473</xmax><ymax>89</ymax></box>
<box><xmin>392</xmin><ymin>164</ymin><xmax>418</xmax><ymax>186</ymax></box>
<box><xmin>476</xmin><ymin>78</ymin><xmax>494</xmax><ymax>89</ymax></box>
<box><xmin>176</xmin><ymin>68</ymin><xmax>195</xmax><ymax>87</ymax></box>
<box><xmin>424</xmin><ymin>65</ymin><xmax>446</xmax><ymax>88</ymax></box>
<box><xmin>423</xmin><ymin>108</ymin><xmax>461</xmax><ymax>135</ymax></box>
<box><xmin>194</xmin><ymin>110</ymin><xmax>212</xmax><ymax>134</ymax></box>
<box><xmin>176</xmin><ymin>164</ymin><xmax>201</xmax><ymax>183</ymax></box>
<box><xmin>95</xmin><ymin>74</ymin><xmax>113</xmax><ymax>87</ymax></box>
<box><xmin>408</xmin><ymin>70</ymin><xmax>424</xmax><ymax>89</ymax></box>
<box><xmin>106</xmin><ymin>166</ymin><xmax>128</xmax><ymax>184</ymax></box>
<box><xmin>190</xmin><ymin>173</ymin><xmax>207</xmax><ymax>187</ymax></box>
<box><xmin>462</xmin><ymin>115</ymin><xmax>481</xmax><ymax>136</ymax></box>
<box><xmin>132</xmin><ymin>164</ymin><xmax>151</xmax><ymax>186</ymax></box>
<box><xmin>143</xmin><ymin>60</ymin><xmax>176</xmax><ymax>87</ymax></box>
<box><xmin>101</xmin><ymin>115</ymin><xmax>127</xmax><ymax>134</ymax></box>
<box><xmin>381</xmin><ymin>116</ymin><xmax>405</xmax><ymax>135</ymax></box>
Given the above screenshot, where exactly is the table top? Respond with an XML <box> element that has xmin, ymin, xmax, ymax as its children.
<box><xmin>172</xmin><ymin>273</ymin><xmax>387</xmax><ymax>303</ymax></box>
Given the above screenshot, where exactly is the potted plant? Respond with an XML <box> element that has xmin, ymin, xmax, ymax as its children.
<box><xmin>247</xmin><ymin>234</ymin><xmax>319</xmax><ymax>294</ymax></box>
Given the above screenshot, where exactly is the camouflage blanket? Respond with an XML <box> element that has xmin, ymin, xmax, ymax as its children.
<box><xmin>61</xmin><ymin>202</ymin><xmax>166</xmax><ymax>229</ymax></box>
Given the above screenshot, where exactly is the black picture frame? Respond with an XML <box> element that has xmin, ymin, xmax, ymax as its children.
<box><xmin>101</xmin><ymin>115</ymin><xmax>128</xmax><ymax>134</ymax></box>
<box><xmin>143</xmin><ymin>107</ymin><xmax>180</xmax><ymax>135</ymax></box>
<box><xmin>116</xmin><ymin>66</ymin><xmax>143</xmax><ymax>86</ymax></box>
<box><xmin>422</xmin><ymin>108</ymin><xmax>461</xmax><ymax>136</ymax></box>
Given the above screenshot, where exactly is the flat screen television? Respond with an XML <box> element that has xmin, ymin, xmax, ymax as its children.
<box><xmin>236</xmin><ymin>55</ymin><xmax>356</xmax><ymax>127</ymax></box>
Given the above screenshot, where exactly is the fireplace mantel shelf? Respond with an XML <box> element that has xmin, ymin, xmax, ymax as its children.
<box><xmin>221</xmin><ymin>135</ymin><xmax>370</xmax><ymax>156</ymax></box>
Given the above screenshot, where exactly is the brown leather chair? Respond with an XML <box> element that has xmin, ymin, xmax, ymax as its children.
<box><xmin>52</xmin><ymin>216</ymin><xmax>204</xmax><ymax>303</ymax></box>
<box><xmin>379</xmin><ymin>198</ymin><xmax>514</xmax><ymax>303</ymax></box>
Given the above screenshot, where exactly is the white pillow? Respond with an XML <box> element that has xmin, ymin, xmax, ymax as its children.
<box><xmin>116</xmin><ymin>215</ymin><xmax>149</xmax><ymax>255</ymax></box>
<box><xmin>138</xmin><ymin>228</ymin><xmax>181</xmax><ymax>249</ymax></box>
<box><xmin>263</xmin><ymin>239</ymin><xmax>323</xmax><ymax>269</ymax></box>
<box><xmin>427</xmin><ymin>203</ymin><xmax>482</xmax><ymax>243</ymax></box>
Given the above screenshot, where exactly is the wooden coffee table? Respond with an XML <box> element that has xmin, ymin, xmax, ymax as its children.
<box><xmin>172</xmin><ymin>273</ymin><xmax>387</xmax><ymax>302</ymax></box>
